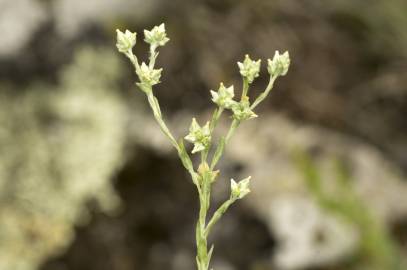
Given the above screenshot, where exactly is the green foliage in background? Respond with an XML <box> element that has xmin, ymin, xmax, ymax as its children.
<box><xmin>0</xmin><ymin>47</ymin><xmax>126</xmax><ymax>270</ymax></box>
<box><xmin>332</xmin><ymin>0</ymin><xmax>407</xmax><ymax>58</ymax></box>
<box><xmin>296</xmin><ymin>152</ymin><xmax>405</xmax><ymax>270</ymax></box>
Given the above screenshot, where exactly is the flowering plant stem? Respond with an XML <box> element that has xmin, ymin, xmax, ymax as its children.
<box><xmin>116</xmin><ymin>24</ymin><xmax>290</xmax><ymax>270</ymax></box>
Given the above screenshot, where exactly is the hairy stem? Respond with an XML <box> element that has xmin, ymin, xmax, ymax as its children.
<box><xmin>202</xmin><ymin>108</ymin><xmax>224</xmax><ymax>162</ymax></box>
<box><xmin>146</xmin><ymin>91</ymin><xmax>179</xmax><ymax>150</ymax></box>
<box><xmin>205</xmin><ymin>197</ymin><xmax>236</xmax><ymax>237</ymax></box>
<box><xmin>251</xmin><ymin>75</ymin><xmax>277</xmax><ymax>109</ymax></box>
<box><xmin>196</xmin><ymin>172</ymin><xmax>211</xmax><ymax>270</ymax></box>
<box><xmin>241</xmin><ymin>78</ymin><xmax>249</xmax><ymax>100</ymax></box>
<box><xmin>210</xmin><ymin>119</ymin><xmax>240</xmax><ymax>170</ymax></box>
<box><xmin>126</xmin><ymin>50</ymin><xmax>140</xmax><ymax>73</ymax></box>
<box><xmin>148</xmin><ymin>45</ymin><xmax>158</xmax><ymax>69</ymax></box>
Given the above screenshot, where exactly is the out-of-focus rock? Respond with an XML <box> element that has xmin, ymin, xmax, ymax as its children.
<box><xmin>52</xmin><ymin>0</ymin><xmax>159</xmax><ymax>38</ymax></box>
<box><xmin>225</xmin><ymin>114</ymin><xmax>407</xmax><ymax>269</ymax></box>
<box><xmin>0</xmin><ymin>47</ymin><xmax>127</xmax><ymax>270</ymax></box>
<box><xmin>0</xmin><ymin>0</ymin><xmax>46</xmax><ymax>57</ymax></box>
<box><xmin>227</xmin><ymin>114</ymin><xmax>407</xmax><ymax>223</ymax></box>
<box><xmin>269</xmin><ymin>196</ymin><xmax>358</xmax><ymax>269</ymax></box>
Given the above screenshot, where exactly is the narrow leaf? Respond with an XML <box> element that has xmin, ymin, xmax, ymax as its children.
<box><xmin>210</xmin><ymin>136</ymin><xmax>226</xmax><ymax>170</ymax></box>
<box><xmin>207</xmin><ymin>244</ymin><xmax>214</xmax><ymax>264</ymax></box>
<box><xmin>178</xmin><ymin>139</ymin><xmax>195</xmax><ymax>178</ymax></box>
<box><xmin>153</xmin><ymin>96</ymin><xmax>162</xmax><ymax>117</ymax></box>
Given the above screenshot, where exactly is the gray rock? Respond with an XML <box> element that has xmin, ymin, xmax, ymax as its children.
<box><xmin>0</xmin><ymin>0</ymin><xmax>46</xmax><ymax>57</ymax></box>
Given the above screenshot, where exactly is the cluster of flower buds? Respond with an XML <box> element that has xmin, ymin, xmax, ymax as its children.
<box><xmin>116</xmin><ymin>24</ymin><xmax>170</xmax><ymax>92</ymax></box>
<box><xmin>267</xmin><ymin>51</ymin><xmax>290</xmax><ymax>78</ymax></box>
<box><xmin>137</xmin><ymin>62</ymin><xmax>162</xmax><ymax>86</ymax></box>
<box><xmin>231</xmin><ymin>97</ymin><xmax>258</xmax><ymax>121</ymax></box>
<box><xmin>187</xmin><ymin>51</ymin><xmax>290</xmax><ymax>152</ymax></box>
<box><xmin>209</xmin><ymin>54</ymin><xmax>263</xmax><ymax>121</ymax></box>
<box><xmin>237</xmin><ymin>55</ymin><xmax>261</xmax><ymax>84</ymax></box>
<box><xmin>144</xmin><ymin>23</ymin><xmax>170</xmax><ymax>48</ymax></box>
<box><xmin>184</xmin><ymin>118</ymin><xmax>211</xmax><ymax>154</ymax></box>
<box><xmin>210</xmin><ymin>83</ymin><xmax>235</xmax><ymax>109</ymax></box>
<box><xmin>116</xmin><ymin>29</ymin><xmax>137</xmax><ymax>53</ymax></box>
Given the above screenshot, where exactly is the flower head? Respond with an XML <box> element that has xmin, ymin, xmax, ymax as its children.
<box><xmin>116</xmin><ymin>29</ymin><xmax>137</xmax><ymax>53</ymax></box>
<box><xmin>185</xmin><ymin>118</ymin><xmax>211</xmax><ymax>154</ymax></box>
<box><xmin>210</xmin><ymin>83</ymin><xmax>235</xmax><ymax>109</ymax></box>
<box><xmin>144</xmin><ymin>23</ymin><xmax>170</xmax><ymax>48</ymax></box>
<box><xmin>267</xmin><ymin>51</ymin><xmax>290</xmax><ymax>77</ymax></box>
<box><xmin>136</xmin><ymin>62</ymin><xmax>162</xmax><ymax>87</ymax></box>
<box><xmin>231</xmin><ymin>97</ymin><xmax>257</xmax><ymax>121</ymax></box>
<box><xmin>237</xmin><ymin>54</ymin><xmax>261</xmax><ymax>84</ymax></box>
<box><xmin>231</xmin><ymin>176</ymin><xmax>251</xmax><ymax>199</ymax></box>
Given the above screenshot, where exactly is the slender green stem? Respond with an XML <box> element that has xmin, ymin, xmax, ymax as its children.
<box><xmin>202</xmin><ymin>108</ymin><xmax>224</xmax><ymax>162</ymax></box>
<box><xmin>210</xmin><ymin>117</ymin><xmax>240</xmax><ymax>171</ymax></box>
<box><xmin>148</xmin><ymin>45</ymin><xmax>158</xmax><ymax>69</ymax></box>
<box><xmin>126</xmin><ymin>50</ymin><xmax>140</xmax><ymax>73</ymax></box>
<box><xmin>145</xmin><ymin>90</ymin><xmax>199</xmax><ymax>186</ymax></box>
<box><xmin>146</xmin><ymin>91</ymin><xmax>179</xmax><ymax>150</ymax></box>
<box><xmin>225</xmin><ymin>119</ymin><xmax>240</xmax><ymax>142</ymax></box>
<box><xmin>196</xmin><ymin>172</ymin><xmax>212</xmax><ymax>270</ymax></box>
<box><xmin>128</xmin><ymin>47</ymin><xmax>200</xmax><ymax>186</ymax></box>
<box><xmin>201</xmin><ymin>151</ymin><xmax>206</xmax><ymax>165</ymax></box>
<box><xmin>129</xmin><ymin>46</ymin><xmax>177</xmax><ymax>151</ymax></box>
<box><xmin>241</xmin><ymin>78</ymin><xmax>249</xmax><ymax>100</ymax></box>
<box><xmin>209</xmin><ymin>107</ymin><xmax>224</xmax><ymax>133</ymax></box>
<box><xmin>205</xmin><ymin>197</ymin><xmax>236</xmax><ymax>237</ymax></box>
<box><xmin>250</xmin><ymin>75</ymin><xmax>277</xmax><ymax>109</ymax></box>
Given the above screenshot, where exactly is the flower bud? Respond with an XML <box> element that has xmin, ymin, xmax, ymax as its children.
<box><xmin>237</xmin><ymin>54</ymin><xmax>261</xmax><ymax>84</ymax></box>
<box><xmin>230</xmin><ymin>176</ymin><xmax>251</xmax><ymax>199</ymax></box>
<box><xmin>231</xmin><ymin>97</ymin><xmax>257</xmax><ymax>121</ymax></box>
<box><xmin>137</xmin><ymin>62</ymin><xmax>162</xmax><ymax>86</ymax></box>
<box><xmin>210</xmin><ymin>83</ymin><xmax>235</xmax><ymax>109</ymax></box>
<box><xmin>116</xmin><ymin>29</ymin><xmax>137</xmax><ymax>53</ymax></box>
<box><xmin>184</xmin><ymin>118</ymin><xmax>211</xmax><ymax>154</ymax></box>
<box><xmin>144</xmin><ymin>23</ymin><xmax>170</xmax><ymax>48</ymax></box>
<box><xmin>267</xmin><ymin>51</ymin><xmax>290</xmax><ymax>77</ymax></box>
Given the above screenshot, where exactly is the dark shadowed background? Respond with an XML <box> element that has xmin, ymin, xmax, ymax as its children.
<box><xmin>1</xmin><ymin>0</ymin><xmax>407</xmax><ymax>270</ymax></box>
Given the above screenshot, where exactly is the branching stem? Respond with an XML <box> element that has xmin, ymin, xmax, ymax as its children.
<box><xmin>117</xmin><ymin>25</ymin><xmax>289</xmax><ymax>270</ymax></box>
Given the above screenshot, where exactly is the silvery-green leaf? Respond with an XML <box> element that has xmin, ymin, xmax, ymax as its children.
<box><xmin>177</xmin><ymin>139</ymin><xmax>194</xmax><ymax>173</ymax></box>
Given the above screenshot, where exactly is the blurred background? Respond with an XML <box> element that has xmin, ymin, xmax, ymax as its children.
<box><xmin>1</xmin><ymin>0</ymin><xmax>407</xmax><ymax>270</ymax></box>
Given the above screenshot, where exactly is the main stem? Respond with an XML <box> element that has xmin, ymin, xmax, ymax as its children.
<box><xmin>126</xmin><ymin>45</ymin><xmax>254</xmax><ymax>270</ymax></box>
<box><xmin>196</xmin><ymin>179</ymin><xmax>210</xmax><ymax>270</ymax></box>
